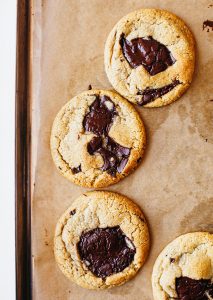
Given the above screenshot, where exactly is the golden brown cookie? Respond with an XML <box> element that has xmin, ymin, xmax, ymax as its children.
<box><xmin>50</xmin><ymin>89</ymin><xmax>146</xmax><ymax>188</ymax></box>
<box><xmin>152</xmin><ymin>232</ymin><xmax>213</xmax><ymax>300</ymax></box>
<box><xmin>104</xmin><ymin>8</ymin><xmax>195</xmax><ymax>107</ymax></box>
<box><xmin>54</xmin><ymin>191</ymin><xmax>150</xmax><ymax>289</ymax></box>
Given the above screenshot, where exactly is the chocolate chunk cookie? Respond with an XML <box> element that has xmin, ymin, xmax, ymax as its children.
<box><xmin>54</xmin><ymin>191</ymin><xmax>150</xmax><ymax>289</ymax></box>
<box><xmin>104</xmin><ymin>9</ymin><xmax>195</xmax><ymax>107</ymax></box>
<box><xmin>152</xmin><ymin>232</ymin><xmax>213</xmax><ymax>300</ymax></box>
<box><xmin>50</xmin><ymin>90</ymin><xmax>146</xmax><ymax>188</ymax></box>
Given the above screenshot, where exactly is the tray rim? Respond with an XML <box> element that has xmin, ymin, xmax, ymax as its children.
<box><xmin>15</xmin><ymin>0</ymin><xmax>32</xmax><ymax>299</ymax></box>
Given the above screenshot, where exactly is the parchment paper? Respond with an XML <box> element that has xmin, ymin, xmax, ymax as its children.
<box><xmin>31</xmin><ymin>1</ymin><xmax>213</xmax><ymax>299</ymax></box>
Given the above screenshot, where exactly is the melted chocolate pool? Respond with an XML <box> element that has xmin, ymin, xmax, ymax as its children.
<box><xmin>176</xmin><ymin>277</ymin><xmax>213</xmax><ymax>300</ymax></box>
<box><xmin>120</xmin><ymin>34</ymin><xmax>176</xmax><ymax>75</ymax></box>
<box><xmin>77</xmin><ymin>226</ymin><xmax>136</xmax><ymax>278</ymax></box>
<box><xmin>83</xmin><ymin>95</ymin><xmax>131</xmax><ymax>176</ymax></box>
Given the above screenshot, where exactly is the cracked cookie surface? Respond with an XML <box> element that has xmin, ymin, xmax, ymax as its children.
<box><xmin>152</xmin><ymin>232</ymin><xmax>213</xmax><ymax>299</ymax></box>
<box><xmin>50</xmin><ymin>89</ymin><xmax>146</xmax><ymax>188</ymax></box>
<box><xmin>104</xmin><ymin>8</ymin><xmax>195</xmax><ymax>107</ymax></box>
<box><xmin>54</xmin><ymin>191</ymin><xmax>150</xmax><ymax>289</ymax></box>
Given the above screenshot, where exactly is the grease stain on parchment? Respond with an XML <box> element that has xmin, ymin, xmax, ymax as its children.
<box><xmin>109</xmin><ymin>281</ymin><xmax>134</xmax><ymax>296</ymax></box>
<box><xmin>189</xmin><ymin>60</ymin><xmax>213</xmax><ymax>144</ymax></box>
<box><xmin>178</xmin><ymin>104</ymin><xmax>188</xmax><ymax>122</ymax></box>
<box><xmin>140</xmin><ymin>106</ymin><xmax>170</xmax><ymax>136</ymax></box>
<box><xmin>67</xmin><ymin>55</ymin><xmax>111</xmax><ymax>95</ymax></box>
<box><xmin>179</xmin><ymin>198</ymin><xmax>213</xmax><ymax>233</ymax></box>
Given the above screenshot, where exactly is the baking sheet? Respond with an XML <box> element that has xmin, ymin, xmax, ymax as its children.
<box><xmin>31</xmin><ymin>0</ymin><xmax>213</xmax><ymax>299</ymax></box>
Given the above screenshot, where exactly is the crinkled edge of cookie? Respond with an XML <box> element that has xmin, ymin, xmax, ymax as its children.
<box><xmin>152</xmin><ymin>232</ymin><xmax>213</xmax><ymax>300</ymax></box>
<box><xmin>54</xmin><ymin>191</ymin><xmax>150</xmax><ymax>289</ymax></box>
<box><xmin>50</xmin><ymin>89</ymin><xmax>146</xmax><ymax>188</ymax></box>
<box><xmin>104</xmin><ymin>8</ymin><xmax>195</xmax><ymax>108</ymax></box>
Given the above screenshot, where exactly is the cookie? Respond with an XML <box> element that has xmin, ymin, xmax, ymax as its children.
<box><xmin>152</xmin><ymin>232</ymin><xmax>213</xmax><ymax>300</ymax></box>
<box><xmin>50</xmin><ymin>89</ymin><xmax>146</xmax><ymax>188</ymax></box>
<box><xmin>54</xmin><ymin>191</ymin><xmax>150</xmax><ymax>289</ymax></box>
<box><xmin>104</xmin><ymin>8</ymin><xmax>195</xmax><ymax>107</ymax></box>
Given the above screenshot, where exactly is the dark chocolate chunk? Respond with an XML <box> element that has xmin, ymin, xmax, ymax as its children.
<box><xmin>203</xmin><ymin>20</ymin><xmax>213</xmax><ymax>32</ymax></box>
<box><xmin>137</xmin><ymin>80</ymin><xmax>180</xmax><ymax>105</ymax></box>
<box><xmin>117</xmin><ymin>157</ymin><xmax>129</xmax><ymax>173</ymax></box>
<box><xmin>176</xmin><ymin>276</ymin><xmax>213</xmax><ymax>300</ymax></box>
<box><xmin>120</xmin><ymin>34</ymin><xmax>176</xmax><ymax>75</ymax></box>
<box><xmin>70</xmin><ymin>209</ymin><xmax>76</xmax><ymax>216</ymax></box>
<box><xmin>71</xmin><ymin>164</ymin><xmax>81</xmax><ymax>174</ymax></box>
<box><xmin>77</xmin><ymin>226</ymin><xmax>136</xmax><ymax>278</ymax></box>
<box><xmin>83</xmin><ymin>95</ymin><xmax>131</xmax><ymax>176</ymax></box>
<box><xmin>88</xmin><ymin>84</ymin><xmax>92</xmax><ymax>90</ymax></box>
<box><xmin>105</xmin><ymin>136</ymin><xmax>131</xmax><ymax>157</ymax></box>
<box><xmin>83</xmin><ymin>96</ymin><xmax>117</xmax><ymax>136</ymax></box>
<box><xmin>97</xmin><ymin>148</ymin><xmax>118</xmax><ymax>173</ymax></box>
<box><xmin>87</xmin><ymin>136</ymin><xmax>102</xmax><ymax>155</ymax></box>
<box><xmin>98</xmin><ymin>136</ymin><xmax>130</xmax><ymax>176</ymax></box>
